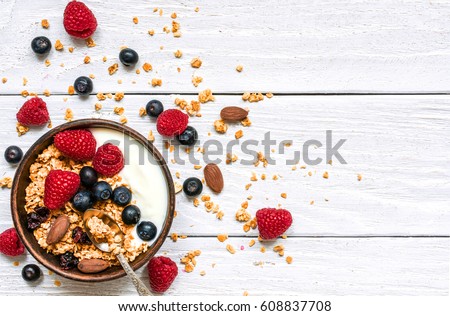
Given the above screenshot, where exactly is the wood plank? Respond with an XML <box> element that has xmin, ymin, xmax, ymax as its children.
<box><xmin>0</xmin><ymin>237</ymin><xmax>447</xmax><ymax>295</ymax></box>
<box><xmin>2</xmin><ymin>0</ymin><xmax>450</xmax><ymax>94</ymax></box>
<box><xmin>0</xmin><ymin>95</ymin><xmax>449</xmax><ymax>236</ymax></box>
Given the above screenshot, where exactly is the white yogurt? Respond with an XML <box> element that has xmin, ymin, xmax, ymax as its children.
<box><xmin>90</xmin><ymin>128</ymin><xmax>168</xmax><ymax>247</ymax></box>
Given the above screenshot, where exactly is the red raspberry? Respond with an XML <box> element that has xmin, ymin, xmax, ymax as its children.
<box><xmin>44</xmin><ymin>170</ymin><xmax>80</xmax><ymax>210</ymax></box>
<box><xmin>0</xmin><ymin>228</ymin><xmax>25</xmax><ymax>257</ymax></box>
<box><xmin>256</xmin><ymin>208</ymin><xmax>293</xmax><ymax>240</ymax></box>
<box><xmin>54</xmin><ymin>129</ymin><xmax>97</xmax><ymax>161</ymax></box>
<box><xmin>92</xmin><ymin>143</ymin><xmax>124</xmax><ymax>177</ymax></box>
<box><xmin>63</xmin><ymin>1</ymin><xmax>98</xmax><ymax>39</ymax></box>
<box><xmin>156</xmin><ymin>109</ymin><xmax>188</xmax><ymax>137</ymax></box>
<box><xmin>147</xmin><ymin>256</ymin><xmax>178</xmax><ymax>293</ymax></box>
<box><xmin>16</xmin><ymin>97</ymin><xmax>49</xmax><ymax>126</ymax></box>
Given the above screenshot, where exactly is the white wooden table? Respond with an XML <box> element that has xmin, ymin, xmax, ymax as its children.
<box><xmin>0</xmin><ymin>0</ymin><xmax>449</xmax><ymax>295</ymax></box>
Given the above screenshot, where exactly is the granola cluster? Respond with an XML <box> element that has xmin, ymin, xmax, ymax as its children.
<box><xmin>25</xmin><ymin>144</ymin><xmax>148</xmax><ymax>265</ymax></box>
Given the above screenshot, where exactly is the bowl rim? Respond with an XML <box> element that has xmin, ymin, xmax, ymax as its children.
<box><xmin>10</xmin><ymin>119</ymin><xmax>175</xmax><ymax>282</ymax></box>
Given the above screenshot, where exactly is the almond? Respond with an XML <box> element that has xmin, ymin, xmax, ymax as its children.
<box><xmin>46</xmin><ymin>215</ymin><xmax>70</xmax><ymax>245</ymax></box>
<box><xmin>220</xmin><ymin>106</ymin><xmax>248</xmax><ymax>121</ymax></box>
<box><xmin>204</xmin><ymin>163</ymin><xmax>224</xmax><ymax>193</ymax></box>
<box><xmin>77</xmin><ymin>259</ymin><xmax>110</xmax><ymax>274</ymax></box>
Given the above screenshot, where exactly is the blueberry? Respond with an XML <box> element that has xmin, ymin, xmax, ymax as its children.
<box><xmin>22</xmin><ymin>264</ymin><xmax>41</xmax><ymax>282</ymax></box>
<box><xmin>74</xmin><ymin>76</ymin><xmax>93</xmax><ymax>96</ymax></box>
<box><xmin>177</xmin><ymin>126</ymin><xmax>198</xmax><ymax>146</ymax></box>
<box><xmin>79</xmin><ymin>166</ymin><xmax>98</xmax><ymax>187</ymax></box>
<box><xmin>91</xmin><ymin>181</ymin><xmax>112</xmax><ymax>201</ymax></box>
<box><xmin>72</xmin><ymin>190</ymin><xmax>94</xmax><ymax>212</ymax></box>
<box><xmin>4</xmin><ymin>145</ymin><xmax>23</xmax><ymax>164</ymax></box>
<box><xmin>122</xmin><ymin>205</ymin><xmax>141</xmax><ymax>225</ymax></box>
<box><xmin>183</xmin><ymin>177</ymin><xmax>203</xmax><ymax>197</ymax></box>
<box><xmin>146</xmin><ymin>100</ymin><xmax>164</xmax><ymax>117</ymax></box>
<box><xmin>31</xmin><ymin>36</ymin><xmax>51</xmax><ymax>55</ymax></box>
<box><xmin>119</xmin><ymin>48</ymin><xmax>139</xmax><ymax>66</ymax></box>
<box><xmin>112</xmin><ymin>186</ymin><xmax>132</xmax><ymax>206</ymax></box>
<box><xmin>137</xmin><ymin>221</ymin><xmax>157</xmax><ymax>241</ymax></box>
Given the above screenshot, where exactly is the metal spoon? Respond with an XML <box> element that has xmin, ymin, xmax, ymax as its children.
<box><xmin>83</xmin><ymin>209</ymin><xmax>152</xmax><ymax>296</ymax></box>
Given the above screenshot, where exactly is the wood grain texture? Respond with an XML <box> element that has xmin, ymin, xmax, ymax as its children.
<box><xmin>0</xmin><ymin>95</ymin><xmax>449</xmax><ymax>236</ymax></box>
<box><xmin>2</xmin><ymin>0</ymin><xmax>450</xmax><ymax>94</ymax></box>
<box><xmin>0</xmin><ymin>237</ymin><xmax>448</xmax><ymax>295</ymax></box>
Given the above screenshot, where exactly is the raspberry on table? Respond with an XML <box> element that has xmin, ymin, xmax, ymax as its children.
<box><xmin>63</xmin><ymin>1</ymin><xmax>98</xmax><ymax>39</ymax></box>
<box><xmin>256</xmin><ymin>208</ymin><xmax>293</xmax><ymax>240</ymax></box>
<box><xmin>16</xmin><ymin>97</ymin><xmax>50</xmax><ymax>126</ymax></box>
<box><xmin>156</xmin><ymin>109</ymin><xmax>189</xmax><ymax>136</ymax></box>
<box><xmin>0</xmin><ymin>228</ymin><xmax>25</xmax><ymax>257</ymax></box>
<box><xmin>147</xmin><ymin>256</ymin><xmax>178</xmax><ymax>293</ymax></box>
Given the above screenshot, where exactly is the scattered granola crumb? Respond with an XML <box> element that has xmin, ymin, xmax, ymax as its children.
<box><xmin>64</xmin><ymin>108</ymin><xmax>74</xmax><ymax>121</ymax></box>
<box><xmin>195</xmin><ymin>7</ymin><xmax>199</xmax><ymax>12</ymax></box>
<box><xmin>177</xmin><ymin>67</ymin><xmax>181</xmax><ymax>73</ymax></box>
<box><xmin>108</xmin><ymin>63</ymin><xmax>119</xmax><ymax>75</ymax></box>
<box><xmin>245</xmin><ymin>183</ymin><xmax>252</xmax><ymax>190</ymax></box>
<box><xmin>193</xmin><ymin>198</ymin><xmax>200</xmax><ymax>207</ymax></box>
<box><xmin>142</xmin><ymin>63</ymin><xmax>152</xmax><ymax>72</ymax></box>
<box><xmin>180</xmin><ymin>250</ymin><xmax>201</xmax><ymax>273</ymax></box>
<box><xmin>235</xmin><ymin>130</ymin><xmax>243</xmax><ymax>139</ymax></box>
<box><xmin>159</xmin><ymin>8</ymin><xmax>163</xmax><ymax>16</ymax></box>
<box><xmin>2</xmin><ymin>78</ymin><xmax>7</xmax><ymax>84</ymax></box>
<box><xmin>281</xmin><ymin>193</ymin><xmax>287</xmax><ymax>199</ymax></box>
<box><xmin>96</xmin><ymin>92</ymin><xmax>106</xmax><ymax>101</ymax></box>
<box><xmin>55</xmin><ymin>40</ymin><xmax>63</xmax><ymax>51</ymax></box>
<box><xmin>0</xmin><ymin>177</ymin><xmax>12</xmax><ymax>189</ymax></box>
<box><xmin>173</xmin><ymin>31</ymin><xmax>182</xmax><ymax>37</ymax></box>
<box><xmin>22</xmin><ymin>77</ymin><xmax>28</xmax><ymax>86</ymax></box>
<box><xmin>248</xmin><ymin>239</ymin><xmax>255</xmax><ymax>247</ymax></box>
<box><xmin>235</xmin><ymin>209</ymin><xmax>251</xmax><ymax>222</ymax></box>
<box><xmin>273</xmin><ymin>175</ymin><xmax>279</xmax><ymax>180</ymax></box>
<box><xmin>192</xmin><ymin>76</ymin><xmax>203</xmax><ymax>87</ymax></box>
<box><xmin>85</xmin><ymin>37</ymin><xmax>96</xmax><ymax>47</ymax></box>
<box><xmin>243</xmin><ymin>291</ymin><xmax>249</xmax><ymax>296</ymax></box>
<box><xmin>323</xmin><ymin>171</ymin><xmax>329</xmax><ymax>179</ymax></box>
<box><xmin>54</xmin><ymin>280</ymin><xmax>61</xmax><ymax>287</ymax></box>
<box><xmin>148</xmin><ymin>29</ymin><xmax>155</xmax><ymax>36</ymax></box>
<box><xmin>41</xmin><ymin>19</ymin><xmax>49</xmax><ymax>29</ymax></box>
<box><xmin>357</xmin><ymin>174</ymin><xmax>362</xmax><ymax>181</ymax></box>
<box><xmin>172</xmin><ymin>20</ymin><xmax>180</xmax><ymax>33</ymax></box>
<box><xmin>95</xmin><ymin>103</ymin><xmax>102</xmax><ymax>111</ymax></box>
<box><xmin>84</xmin><ymin>56</ymin><xmax>91</xmax><ymax>64</ymax></box>
<box><xmin>226</xmin><ymin>244</ymin><xmax>236</xmax><ymax>254</ymax></box>
<box><xmin>170</xmin><ymin>233</ymin><xmax>178</xmax><ymax>242</ymax></box>
<box><xmin>151</xmin><ymin>78</ymin><xmax>162</xmax><ymax>87</ymax></box>
<box><xmin>241</xmin><ymin>117</ymin><xmax>252</xmax><ymax>127</ymax></box>
<box><xmin>174</xmin><ymin>182</ymin><xmax>182</xmax><ymax>194</ymax></box>
<box><xmin>173</xmin><ymin>49</ymin><xmax>183</xmax><ymax>58</ymax></box>
<box><xmin>106</xmin><ymin>93</ymin><xmax>113</xmax><ymax>99</ymax></box>
<box><xmin>21</xmin><ymin>90</ymin><xmax>29</xmax><ymax>97</ymax></box>
<box><xmin>43</xmin><ymin>89</ymin><xmax>51</xmax><ymax>97</ymax></box>
<box><xmin>44</xmin><ymin>59</ymin><xmax>51</xmax><ymax>67</ymax></box>
<box><xmin>135</xmin><ymin>69</ymin><xmax>141</xmax><ymax>75</ymax></box>
<box><xmin>68</xmin><ymin>47</ymin><xmax>74</xmax><ymax>53</ymax></box>
<box><xmin>194</xmin><ymin>165</ymin><xmax>202</xmax><ymax>170</ymax></box>
<box><xmin>119</xmin><ymin>116</ymin><xmax>128</xmax><ymax>124</ymax></box>
<box><xmin>160</xmin><ymin>46</ymin><xmax>164</xmax><ymax>50</ymax></box>
<box><xmin>198</xmin><ymin>89</ymin><xmax>215</xmax><ymax>103</ymax></box>
<box><xmin>236</xmin><ymin>65</ymin><xmax>243</xmax><ymax>72</ymax></box>
<box><xmin>217</xmin><ymin>234</ymin><xmax>228</xmax><ymax>242</ymax></box>
<box><xmin>171</xmin><ymin>12</ymin><xmax>177</xmax><ymax>19</ymax></box>
<box><xmin>273</xmin><ymin>244</ymin><xmax>285</xmax><ymax>256</ymax></box>
<box><xmin>114</xmin><ymin>92</ymin><xmax>125</xmax><ymax>101</ymax></box>
<box><xmin>191</xmin><ymin>57</ymin><xmax>202</xmax><ymax>68</ymax></box>
<box><xmin>260</xmin><ymin>247</ymin><xmax>266</xmax><ymax>253</ymax></box>
<box><xmin>16</xmin><ymin>123</ymin><xmax>29</xmax><ymax>136</ymax></box>
<box><xmin>114</xmin><ymin>106</ymin><xmax>124</xmax><ymax>115</ymax></box>
<box><xmin>250</xmin><ymin>173</ymin><xmax>258</xmax><ymax>181</ymax></box>
<box><xmin>199</xmin><ymin>270</ymin><xmax>206</xmax><ymax>276</ymax></box>
<box><xmin>133</xmin><ymin>16</ymin><xmax>139</xmax><ymax>24</ymax></box>
<box><xmin>242</xmin><ymin>92</ymin><xmax>264</xmax><ymax>103</ymax></box>
<box><xmin>266</xmin><ymin>92</ymin><xmax>274</xmax><ymax>98</ymax></box>
<box><xmin>139</xmin><ymin>107</ymin><xmax>146</xmax><ymax>117</ymax></box>
<box><xmin>214</xmin><ymin>119</ymin><xmax>228</xmax><ymax>134</ymax></box>
<box><xmin>147</xmin><ymin>130</ymin><xmax>155</xmax><ymax>143</ymax></box>
<box><xmin>286</xmin><ymin>256</ymin><xmax>293</xmax><ymax>264</ymax></box>
<box><xmin>102</xmin><ymin>56</ymin><xmax>107</xmax><ymax>62</ymax></box>
<box><xmin>310</xmin><ymin>200</ymin><xmax>314</xmax><ymax>205</ymax></box>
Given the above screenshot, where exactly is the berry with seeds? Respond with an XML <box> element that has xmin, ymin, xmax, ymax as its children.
<box><xmin>91</xmin><ymin>181</ymin><xmax>112</xmax><ymax>201</ymax></box>
<box><xmin>0</xmin><ymin>228</ymin><xmax>25</xmax><ymax>257</ymax></box>
<box><xmin>137</xmin><ymin>221</ymin><xmax>157</xmax><ymax>241</ymax></box>
<box><xmin>16</xmin><ymin>97</ymin><xmax>50</xmax><ymax>126</ymax></box>
<box><xmin>22</xmin><ymin>264</ymin><xmax>41</xmax><ymax>282</ymax></box>
<box><xmin>59</xmin><ymin>251</ymin><xmax>79</xmax><ymax>270</ymax></box>
<box><xmin>119</xmin><ymin>48</ymin><xmax>139</xmax><ymax>67</ymax></box>
<box><xmin>79</xmin><ymin>166</ymin><xmax>98</xmax><ymax>187</ymax></box>
<box><xmin>44</xmin><ymin>170</ymin><xmax>80</xmax><ymax>210</ymax></box>
<box><xmin>74</xmin><ymin>76</ymin><xmax>93</xmax><ymax>96</ymax></box>
<box><xmin>177</xmin><ymin>126</ymin><xmax>198</xmax><ymax>146</ymax></box>
<box><xmin>92</xmin><ymin>143</ymin><xmax>124</xmax><ymax>177</ymax></box>
<box><xmin>31</xmin><ymin>36</ymin><xmax>52</xmax><ymax>54</ymax></box>
<box><xmin>146</xmin><ymin>100</ymin><xmax>164</xmax><ymax>118</ymax></box>
<box><xmin>63</xmin><ymin>1</ymin><xmax>97</xmax><ymax>39</ymax></box>
<box><xmin>54</xmin><ymin>129</ymin><xmax>97</xmax><ymax>161</ymax></box>
<box><xmin>147</xmin><ymin>256</ymin><xmax>178</xmax><ymax>293</ymax></box>
<box><xmin>4</xmin><ymin>145</ymin><xmax>23</xmax><ymax>164</ymax></box>
<box><xmin>122</xmin><ymin>205</ymin><xmax>141</xmax><ymax>225</ymax></box>
<box><xmin>71</xmin><ymin>190</ymin><xmax>94</xmax><ymax>212</ymax></box>
<box><xmin>183</xmin><ymin>177</ymin><xmax>203</xmax><ymax>197</ymax></box>
<box><xmin>256</xmin><ymin>208</ymin><xmax>293</xmax><ymax>240</ymax></box>
<box><xmin>156</xmin><ymin>109</ymin><xmax>188</xmax><ymax>137</ymax></box>
<box><xmin>112</xmin><ymin>186</ymin><xmax>132</xmax><ymax>206</ymax></box>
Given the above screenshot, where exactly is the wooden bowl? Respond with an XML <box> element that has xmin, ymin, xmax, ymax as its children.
<box><xmin>11</xmin><ymin>119</ymin><xmax>175</xmax><ymax>282</ymax></box>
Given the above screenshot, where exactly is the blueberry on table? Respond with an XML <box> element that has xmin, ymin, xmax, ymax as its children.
<box><xmin>119</xmin><ymin>48</ymin><xmax>139</xmax><ymax>66</ymax></box>
<box><xmin>122</xmin><ymin>205</ymin><xmax>141</xmax><ymax>225</ymax></box>
<box><xmin>79</xmin><ymin>166</ymin><xmax>98</xmax><ymax>187</ymax></box>
<box><xmin>4</xmin><ymin>145</ymin><xmax>23</xmax><ymax>164</ymax></box>
<box><xmin>74</xmin><ymin>76</ymin><xmax>93</xmax><ymax>95</ymax></box>
<box><xmin>177</xmin><ymin>126</ymin><xmax>198</xmax><ymax>146</ymax></box>
<box><xmin>137</xmin><ymin>221</ymin><xmax>157</xmax><ymax>241</ymax></box>
<box><xmin>112</xmin><ymin>186</ymin><xmax>132</xmax><ymax>206</ymax></box>
<box><xmin>31</xmin><ymin>36</ymin><xmax>51</xmax><ymax>54</ymax></box>
<box><xmin>146</xmin><ymin>100</ymin><xmax>164</xmax><ymax>117</ymax></box>
<box><xmin>91</xmin><ymin>181</ymin><xmax>112</xmax><ymax>201</ymax></box>
<box><xmin>183</xmin><ymin>177</ymin><xmax>203</xmax><ymax>197</ymax></box>
<box><xmin>72</xmin><ymin>190</ymin><xmax>94</xmax><ymax>212</ymax></box>
<box><xmin>21</xmin><ymin>264</ymin><xmax>41</xmax><ymax>282</ymax></box>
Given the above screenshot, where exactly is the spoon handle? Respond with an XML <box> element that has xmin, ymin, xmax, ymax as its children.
<box><xmin>117</xmin><ymin>253</ymin><xmax>153</xmax><ymax>296</ymax></box>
